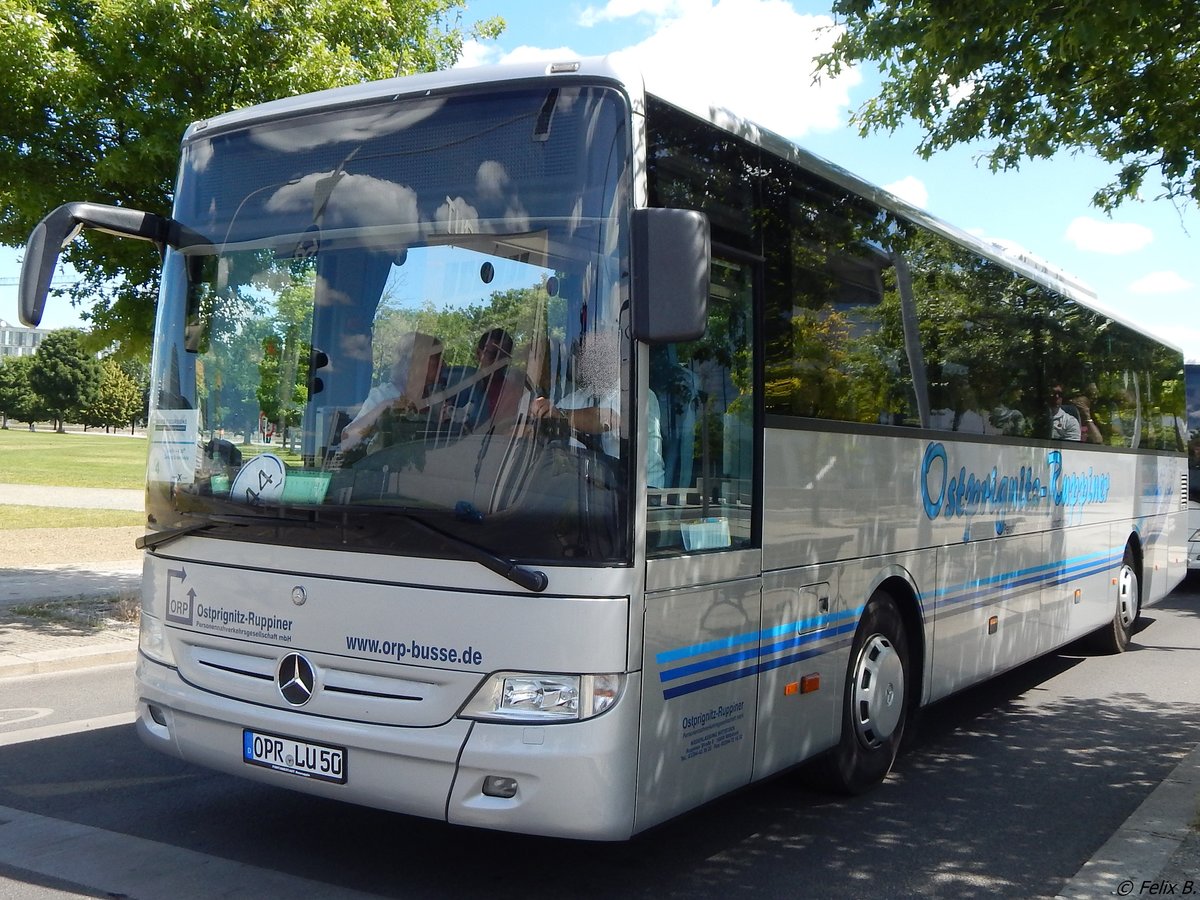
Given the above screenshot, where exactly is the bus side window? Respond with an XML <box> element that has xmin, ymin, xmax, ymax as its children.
<box><xmin>648</xmin><ymin>255</ymin><xmax>756</xmax><ymax>555</ymax></box>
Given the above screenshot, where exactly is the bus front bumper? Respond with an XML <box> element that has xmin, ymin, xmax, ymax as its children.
<box><xmin>135</xmin><ymin>655</ymin><xmax>640</xmax><ymax>840</ymax></box>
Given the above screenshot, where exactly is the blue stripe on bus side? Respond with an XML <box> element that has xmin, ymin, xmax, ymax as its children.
<box><xmin>660</xmin><ymin>636</ymin><xmax>856</xmax><ymax>700</ymax></box>
<box><xmin>931</xmin><ymin>548</ymin><xmax>1117</xmax><ymax>602</ymax></box>
<box><xmin>655</xmin><ymin>545</ymin><xmax>1127</xmax><ymax>700</ymax></box>
<box><xmin>654</xmin><ymin>606</ymin><xmax>861</xmax><ymax>667</ymax></box>
<box><xmin>658</xmin><ymin>619</ymin><xmax>858</xmax><ymax>684</ymax></box>
<box><xmin>653</xmin><ymin>626</ymin><xmax>765</xmax><ymax>665</ymax></box>
<box><xmin>933</xmin><ymin>547</ymin><xmax>1123</xmax><ymax>617</ymax></box>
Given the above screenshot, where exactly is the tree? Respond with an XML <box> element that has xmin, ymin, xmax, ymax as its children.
<box><xmin>816</xmin><ymin>1</ymin><xmax>1200</xmax><ymax>210</ymax></box>
<box><xmin>27</xmin><ymin>329</ymin><xmax>102</xmax><ymax>431</ymax></box>
<box><xmin>0</xmin><ymin>358</ymin><xmax>23</xmax><ymax>429</ymax></box>
<box><xmin>118</xmin><ymin>356</ymin><xmax>152</xmax><ymax>432</ymax></box>
<box><xmin>82</xmin><ymin>356</ymin><xmax>143</xmax><ymax>432</ymax></box>
<box><xmin>257</xmin><ymin>269</ymin><xmax>317</xmax><ymax>439</ymax></box>
<box><xmin>0</xmin><ymin>0</ymin><xmax>503</xmax><ymax>356</ymax></box>
<box><xmin>0</xmin><ymin>355</ymin><xmax>49</xmax><ymax>429</ymax></box>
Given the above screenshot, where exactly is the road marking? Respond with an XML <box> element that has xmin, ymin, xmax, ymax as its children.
<box><xmin>0</xmin><ymin>712</ymin><xmax>135</xmax><ymax>747</ymax></box>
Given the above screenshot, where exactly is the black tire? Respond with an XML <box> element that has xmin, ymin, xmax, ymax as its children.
<box><xmin>825</xmin><ymin>591</ymin><xmax>910</xmax><ymax>794</ymax></box>
<box><xmin>1092</xmin><ymin>546</ymin><xmax>1141</xmax><ymax>654</ymax></box>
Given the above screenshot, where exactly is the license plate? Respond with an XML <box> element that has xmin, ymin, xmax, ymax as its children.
<box><xmin>243</xmin><ymin>729</ymin><xmax>347</xmax><ymax>784</ymax></box>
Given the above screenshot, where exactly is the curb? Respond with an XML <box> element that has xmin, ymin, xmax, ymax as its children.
<box><xmin>1057</xmin><ymin>742</ymin><xmax>1200</xmax><ymax>897</ymax></box>
<box><xmin>0</xmin><ymin>641</ymin><xmax>137</xmax><ymax>679</ymax></box>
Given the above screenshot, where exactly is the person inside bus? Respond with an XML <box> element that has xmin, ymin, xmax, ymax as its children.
<box><xmin>339</xmin><ymin>331</ymin><xmax>444</xmax><ymax>451</ymax></box>
<box><xmin>459</xmin><ymin>327</ymin><xmax>527</xmax><ymax>431</ymax></box>
<box><xmin>1048</xmin><ymin>384</ymin><xmax>1082</xmax><ymax>441</ymax></box>
<box><xmin>1072</xmin><ymin>393</ymin><xmax>1104</xmax><ymax>443</ymax></box>
<box><xmin>527</xmin><ymin>331</ymin><xmax>665</xmax><ymax>487</ymax></box>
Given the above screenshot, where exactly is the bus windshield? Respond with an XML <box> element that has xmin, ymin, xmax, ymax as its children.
<box><xmin>147</xmin><ymin>85</ymin><xmax>633</xmax><ymax>565</ymax></box>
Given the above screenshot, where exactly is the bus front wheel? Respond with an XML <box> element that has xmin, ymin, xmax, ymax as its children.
<box><xmin>825</xmin><ymin>591</ymin><xmax>909</xmax><ymax>794</ymax></box>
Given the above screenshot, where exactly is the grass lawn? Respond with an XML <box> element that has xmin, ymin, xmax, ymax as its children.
<box><xmin>0</xmin><ymin>428</ymin><xmax>148</xmax><ymax>489</ymax></box>
<box><xmin>0</xmin><ymin>427</ymin><xmax>306</xmax><ymax>493</ymax></box>
<box><xmin>240</xmin><ymin>444</ymin><xmax>304</xmax><ymax>466</ymax></box>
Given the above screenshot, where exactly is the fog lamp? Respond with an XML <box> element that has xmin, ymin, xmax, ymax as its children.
<box><xmin>482</xmin><ymin>775</ymin><xmax>519</xmax><ymax>799</ymax></box>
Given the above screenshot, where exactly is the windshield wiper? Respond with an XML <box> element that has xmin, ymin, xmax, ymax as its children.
<box><xmin>375</xmin><ymin>508</ymin><xmax>549</xmax><ymax>593</ymax></box>
<box><xmin>137</xmin><ymin>521</ymin><xmax>215</xmax><ymax>551</ymax></box>
<box><xmin>141</xmin><ymin>505</ymin><xmax>548</xmax><ymax>593</ymax></box>
<box><xmin>136</xmin><ymin>510</ymin><xmax>315</xmax><ymax>551</ymax></box>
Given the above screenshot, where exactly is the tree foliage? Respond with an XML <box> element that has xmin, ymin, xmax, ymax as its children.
<box><xmin>0</xmin><ymin>355</ymin><xmax>49</xmax><ymax>428</ymax></box>
<box><xmin>83</xmin><ymin>356</ymin><xmax>143</xmax><ymax>431</ymax></box>
<box><xmin>27</xmin><ymin>328</ymin><xmax>102</xmax><ymax>430</ymax></box>
<box><xmin>0</xmin><ymin>0</ymin><xmax>503</xmax><ymax>356</ymax></box>
<box><xmin>816</xmin><ymin>0</ymin><xmax>1200</xmax><ymax>210</ymax></box>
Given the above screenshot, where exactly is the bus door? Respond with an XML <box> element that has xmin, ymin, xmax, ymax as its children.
<box><xmin>636</xmin><ymin>250</ymin><xmax>762</xmax><ymax>831</ymax></box>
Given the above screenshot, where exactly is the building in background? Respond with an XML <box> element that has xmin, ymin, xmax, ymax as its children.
<box><xmin>0</xmin><ymin>319</ymin><xmax>51</xmax><ymax>358</ymax></box>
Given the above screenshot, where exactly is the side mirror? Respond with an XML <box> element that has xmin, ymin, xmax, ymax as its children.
<box><xmin>19</xmin><ymin>202</ymin><xmax>172</xmax><ymax>326</ymax></box>
<box><xmin>631</xmin><ymin>208</ymin><xmax>710</xmax><ymax>344</ymax></box>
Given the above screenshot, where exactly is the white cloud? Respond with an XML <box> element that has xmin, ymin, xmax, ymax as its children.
<box><xmin>883</xmin><ymin>176</ymin><xmax>928</xmax><ymax>209</ymax></box>
<box><xmin>455</xmin><ymin>39</ymin><xmax>497</xmax><ymax>69</ymax></box>
<box><xmin>458</xmin><ymin>1</ymin><xmax>859</xmax><ymax>137</ymax></box>
<box><xmin>610</xmin><ymin>0</ymin><xmax>858</xmax><ymax>138</ymax></box>
<box><xmin>579</xmin><ymin>0</ymin><xmax>710</xmax><ymax>27</ymax></box>
<box><xmin>476</xmin><ymin>161</ymin><xmax>511</xmax><ymax>200</ymax></box>
<box><xmin>944</xmin><ymin>77</ymin><xmax>974</xmax><ymax>109</ymax></box>
<box><xmin>499</xmin><ymin>44</ymin><xmax>582</xmax><ymax>65</ymax></box>
<box><xmin>266</xmin><ymin>174</ymin><xmax>422</xmax><ymax>251</ymax></box>
<box><xmin>455</xmin><ymin>41</ymin><xmax>583</xmax><ymax>69</ymax></box>
<box><xmin>1064</xmin><ymin>217</ymin><xmax>1153</xmax><ymax>255</ymax></box>
<box><xmin>458</xmin><ymin>41</ymin><xmax>585</xmax><ymax>68</ymax></box>
<box><xmin>1129</xmin><ymin>271</ymin><xmax>1194</xmax><ymax>295</ymax></box>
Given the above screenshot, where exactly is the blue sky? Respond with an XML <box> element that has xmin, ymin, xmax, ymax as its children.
<box><xmin>4</xmin><ymin>0</ymin><xmax>1196</xmax><ymax>360</ymax></box>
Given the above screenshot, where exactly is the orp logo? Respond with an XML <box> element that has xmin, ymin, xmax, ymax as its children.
<box><xmin>164</xmin><ymin>567</ymin><xmax>194</xmax><ymax>625</ymax></box>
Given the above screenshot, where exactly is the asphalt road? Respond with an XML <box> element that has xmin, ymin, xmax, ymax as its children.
<box><xmin>0</xmin><ymin>585</ymin><xmax>1197</xmax><ymax>898</ymax></box>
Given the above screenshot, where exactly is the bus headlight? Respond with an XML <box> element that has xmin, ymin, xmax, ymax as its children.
<box><xmin>138</xmin><ymin>612</ymin><xmax>177</xmax><ymax>668</ymax></box>
<box><xmin>461</xmin><ymin>673</ymin><xmax>623</xmax><ymax>723</ymax></box>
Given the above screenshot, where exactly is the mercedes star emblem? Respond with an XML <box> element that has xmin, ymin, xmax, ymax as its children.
<box><xmin>277</xmin><ymin>653</ymin><xmax>316</xmax><ymax>706</ymax></box>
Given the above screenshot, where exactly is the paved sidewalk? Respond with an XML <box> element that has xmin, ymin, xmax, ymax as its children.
<box><xmin>0</xmin><ymin>482</ymin><xmax>142</xmax><ymax>676</ymax></box>
<box><xmin>0</xmin><ymin>483</ymin><xmax>142</xmax><ymax>511</ymax></box>
<box><xmin>0</xmin><ymin>600</ymin><xmax>138</xmax><ymax>678</ymax></box>
<box><xmin>0</xmin><ymin>563</ymin><xmax>142</xmax><ymax>609</ymax></box>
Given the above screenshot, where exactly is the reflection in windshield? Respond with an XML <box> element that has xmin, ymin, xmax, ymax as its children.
<box><xmin>148</xmin><ymin>86</ymin><xmax>633</xmax><ymax>564</ymax></box>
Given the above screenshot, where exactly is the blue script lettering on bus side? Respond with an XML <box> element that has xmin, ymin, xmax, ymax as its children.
<box><xmin>920</xmin><ymin>442</ymin><xmax>1111</xmax><ymax>529</ymax></box>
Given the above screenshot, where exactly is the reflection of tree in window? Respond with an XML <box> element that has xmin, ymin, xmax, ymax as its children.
<box><xmin>894</xmin><ymin>234</ymin><xmax>1034</xmax><ymax>433</ymax></box>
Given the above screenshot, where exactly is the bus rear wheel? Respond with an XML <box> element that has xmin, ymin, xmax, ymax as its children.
<box><xmin>825</xmin><ymin>591</ymin><xmax>909</xmax><ymax>794</ymax></box>
<box><xmin>1093</xmin><ymin>547</ymin><xmax>1140</xmax><ymax>654</ymax></box>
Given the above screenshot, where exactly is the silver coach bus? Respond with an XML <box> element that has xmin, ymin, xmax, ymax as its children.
<box><xmin>20</xmin><ymin>58</ymin><xmax>1187</xmax><ymax>839</ymax></box>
